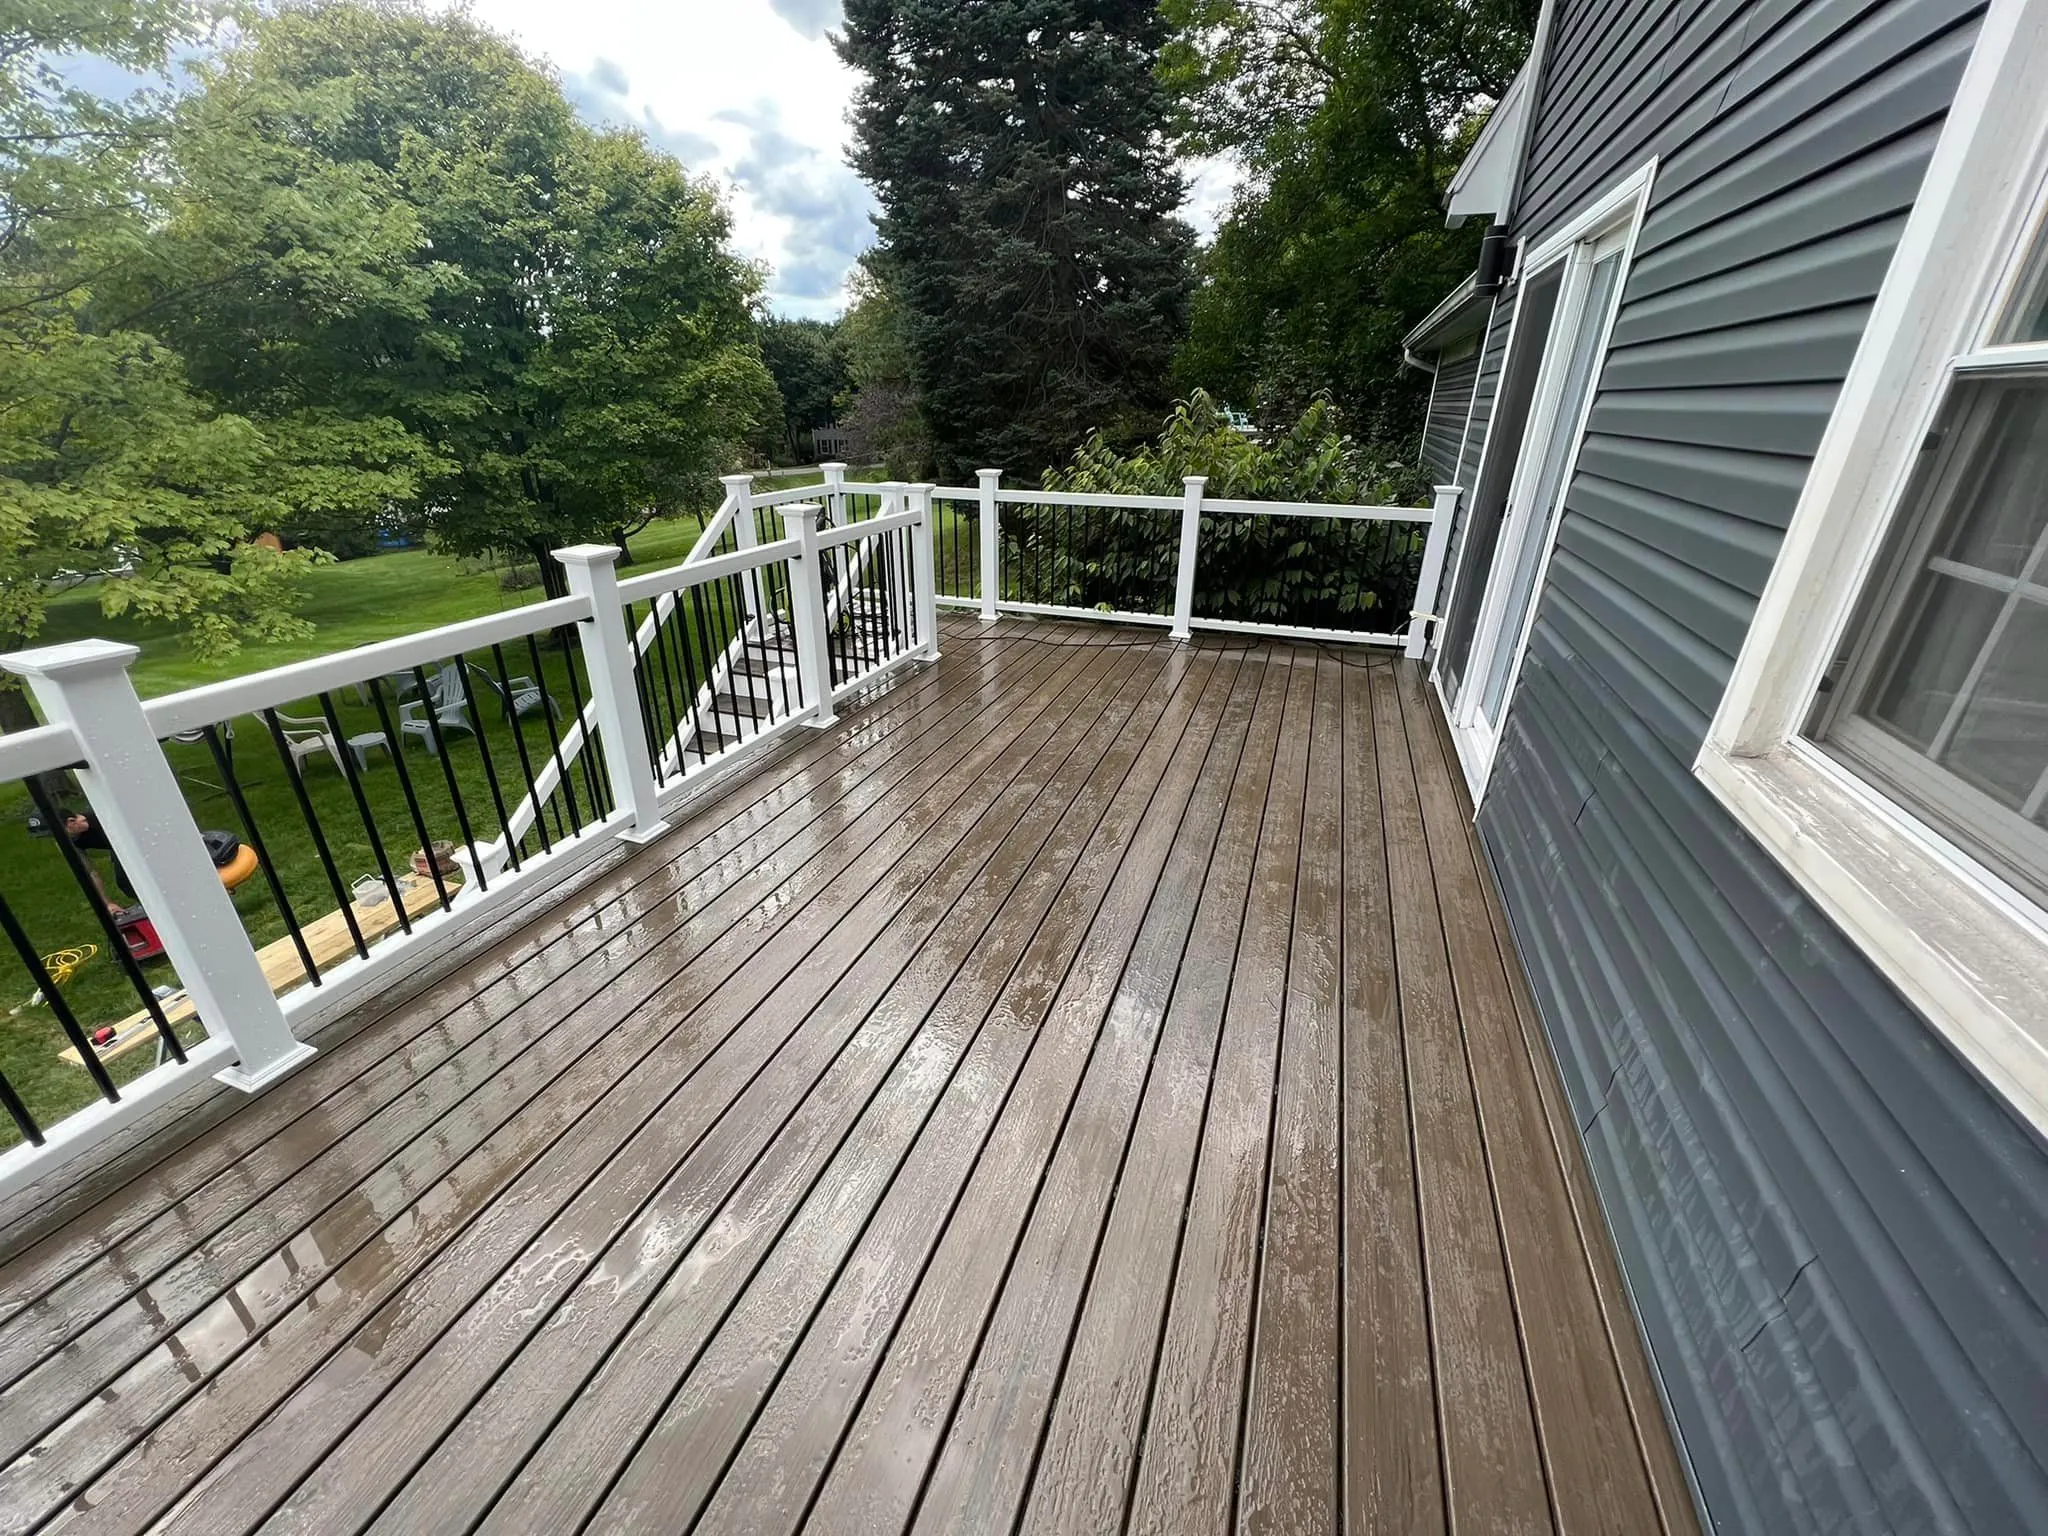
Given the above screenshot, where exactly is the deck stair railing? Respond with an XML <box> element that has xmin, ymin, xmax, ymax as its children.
<box><xmin>929</xmin><ymin>472</ymin><xmax>1460</xmax><ymax>657</ymax></box>
<box><xmin>0</xmin><ymin>473</ymin><xmax>938</xmax><ymax>1196</ymax></box>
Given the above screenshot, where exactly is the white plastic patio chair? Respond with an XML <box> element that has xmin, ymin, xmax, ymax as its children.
<box><xmin>271</xmin><ymin>710</ymin><xmax>347</xmax><ymax>777</ymax></box>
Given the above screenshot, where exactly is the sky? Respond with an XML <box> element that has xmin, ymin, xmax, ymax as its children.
<box><xmin>60</xmin><ymin>1</ymin><xmax>1239</xmax><ymax>321</ymax></box>
<box><xmin>451</xmin><ymin>0</ymin><xmax>1240</xmax><ymax>319</ymax></box>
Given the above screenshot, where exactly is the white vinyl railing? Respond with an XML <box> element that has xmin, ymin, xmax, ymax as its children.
<box><xmin>927</xmin><ymin>472</ymin><xmax>1460</xmax><ymax>658</ymax></box>
<box><xmin>0</xmin><ymin>481</ymin><xmax>938</xmax><ymax>1198</ymax></box>
<box><xmin>0</xmin><ymin>462</ymin><xmax>1455</xmax><ymax>1197</ymax></box>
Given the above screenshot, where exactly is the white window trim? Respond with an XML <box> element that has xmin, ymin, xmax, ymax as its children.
<box><xmin>1440</xmin><ymin>158</ymin><xmax>1658</xmax><ymax>800</ymax></box>
<box><xmin>1699</xmin><ymin>0</ymin><xmax>2048</xmax><ymax>1134</ymax></box>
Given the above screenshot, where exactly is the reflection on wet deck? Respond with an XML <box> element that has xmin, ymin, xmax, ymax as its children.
<box><xmin>0</xmin><ymin>616</ymin><xmax>1696</xmax><ymax>1535</ymax></box>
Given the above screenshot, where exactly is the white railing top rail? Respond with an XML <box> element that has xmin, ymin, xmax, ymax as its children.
<box><xmin>615</xmin><ymin>534</ymin><xmax>801</xmax><ymax>606</ymax></box>
<box><xmin>932</xmin><ymin>481</ymin><xmax>1435</xmax><ymax>522</ymax></box>
<box><xmin>0</xmin><ymin>719</ymin><xmax>81</xmax><ymax>782</ymax></box>
<box><xmin>815</xmin><ymin>507</ymin><xmax>919</xmax><ymax>549</ymax></box>
<box><xmin>141</xmin><ymin>594</ymin><xmax>592</xmax><ymax>739</ymax></box>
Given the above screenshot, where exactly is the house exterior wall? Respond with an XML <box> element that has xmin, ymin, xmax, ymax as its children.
<box><xmin>1450</xmin><ymin>0</ymin><xmax>2048</xmax><ymax>1529</ymax></box>
<box><xmin>1421</xmin><ymin>347</ymin><xmax>1481</xmax><ymax>481</ymax></box>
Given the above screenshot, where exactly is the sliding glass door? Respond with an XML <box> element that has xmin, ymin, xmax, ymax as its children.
<box><xmin>1446</xmin><ymin>220</ymin><xmax>1630</xmax><ymax>792</ymax></box>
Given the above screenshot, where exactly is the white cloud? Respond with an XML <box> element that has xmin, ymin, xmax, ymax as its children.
<box><xmin>455</xmin><ymin>0</ymin><xmax>873</xmax><ymax>318</ymax></box>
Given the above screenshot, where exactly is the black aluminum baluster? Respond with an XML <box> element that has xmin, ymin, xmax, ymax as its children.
<box><xmin>408</xmin><ymin>667</ymin><xmax>488</xmax><ymax>892</ymax></box>
<box><xmin>23</xmin><ymin>776</ymin><xmax>185</xmax><ymax>1064</ymax></box>
<box><xmin>0</xmin><ymin>1065</ymin><xmax>39</xmax><ymax>1145</ymax></box>
<box><xmin>488</xmin><ymin>645</ymin><xmax>549</xmax><ymax>859</ymax></box>
<box><xmin>620</xmin><ymin>605</ymin><xmax>669</xmax><ymax>788</ymax></box>
<box><xmin>524</xmin><ymin>634</ymin><xmax>587</xmax><ymax>834</ymax></box>
<box><xmin>364</xmin><ymin>680</ymin><xmax>452</xmax><ymax>915</ymax></box>
<box><xmin>0</xmin><ymin>887</ymin><xmax>118</xmax><ymax>1105</ymax></box>
<box><xmin>646</xmin><ymin>598</ymin><xmax>690</xmax><ymax>768</ymax></box>
<box><xmin>670</xmin><ymin>585</ymin><xmax>709</xmax><ymax>765</ymax></box>
<box><xmin>263</xmin><ymin>708</ymin><xmax>377</xmax><ymax>952</ymax></box>
<box><xmin>689</xmin><ymin>581</ymin><xmax>735</xmax><ymax>752</ymax></box>
<box><xmin>449</xmin><ymin>661</ymin><xmax>520</xmax><ymax>871</ymax></box>
<box><xmin>204</xmin><ymin>723</ymin><xmax>318</xmax><ymax>985</ymax></box>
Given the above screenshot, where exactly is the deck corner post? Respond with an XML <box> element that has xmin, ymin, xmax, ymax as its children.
<box><xmin>3</xmin><ymin>640</ymin><xmax>315</xmax><ymax>1091</ymax></box>
<box><xmin>1172</xmin><ymin>475</ymin><xmax>1207</xmax><ymax>641</ymax></box>
<box><xmin>1407</xmin><ymin>483</ymin><xmax>1461</xmax><ymax>660</ymax></box>
<box><xmin>779</xmin><ymin>503</ymin><xmax>838</xmax><ymax>729</ymax></box>
<box><xmin>819</xmin><ymin>461</ymin><xmax>849</xmax><ymax>527</ymax></box>
<box><xmin>976</xmin><ymin>469</ymin><xmax>1002</xmax><ymax>622</ymax></box>
<box><xmin>554</xmin><ymin>544</ymin><xmax>671</xmax><ymax>845</ymax></box>
<box><xmin>910</xmin><ymin>483</ymin><xmax>941</xmax><ymax>661</ymax></box>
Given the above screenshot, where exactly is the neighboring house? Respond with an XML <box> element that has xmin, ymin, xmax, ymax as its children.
<box><xmin>1406</xmin><ymin>0</ymin><xmax>2048</xmax><ymax>1529</ymax></box>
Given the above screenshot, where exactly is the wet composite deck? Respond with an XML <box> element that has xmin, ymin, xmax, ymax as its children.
<box><xmin>0</xmin><ymin>616</ymin><xmax>1697</xmax><ymax>1535</ymax></box>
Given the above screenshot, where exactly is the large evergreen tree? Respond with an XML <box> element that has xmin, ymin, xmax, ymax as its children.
<box><xmin>838</xmin><ymin>1</ymin><xmax>1196</xmax><ymax>480</ymax></box>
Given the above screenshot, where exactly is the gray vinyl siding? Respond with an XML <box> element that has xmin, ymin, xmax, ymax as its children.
<box><xmin>1421</xmin><ymin>348</ymin><xmax>1480</xmax><ymax>481</ymax></box>
<box><xmin>1458</xmin><ymin>0</ymin><xmax>2048</xmax><ymax>1531</ymax></box>
<box><xmin>1433</xmin><ymin>292</ymin><xmax>1518</xmax><ymax>623</ymax></box>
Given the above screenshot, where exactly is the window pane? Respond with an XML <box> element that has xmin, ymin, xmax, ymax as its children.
<box><xmin>1941</xmin><ymin>598</ymin><xmax>2048</xmax><ymax>810</ymax></box>
<box><xmin>1869</xmin><ymin>574</ymin><xmax>2003</xmax><ymax>748</ymax></box>
<box><xmin>1935</xmin><ymin>390</ymin><xmax>2048</xmax><ymax>575</ymax></box>
<box><xmin>2004</xmin><ymin>243</ymin><xmax>2048</xmax><ymax>342</ymax></box>
<box><xmin>1822</xmin><ymin>375</ymin><xmax>2048</xmax><ymax>903</ymax></box>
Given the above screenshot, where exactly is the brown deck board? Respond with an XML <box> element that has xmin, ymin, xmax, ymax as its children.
<box><xmin>0</xmin><ymin>617</ymin><xmax>1698</xmax><ymax>1536</ymax></box>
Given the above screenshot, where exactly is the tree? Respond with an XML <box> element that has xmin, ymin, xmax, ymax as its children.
<box><xmin>833</xmin><ymin>251</ymin><xmax>929</xmax><ymax>477</ymax></box>
<box><xmin>156</xmin><ymin>3</ymin><xmax>779</xmax><ymax>591</ymax></box>
<box><xmin>758</xmin><ymin>316</ymin><xmax>849</xmax><ymax>462</ymax></box>
<box><xmin>838</xmin><ymin>0</ymin><xmax>1197</xmax><ymax>481</ymax></box>
<box><xmin>1</xmin><ymin>0</ymin><xmax>355</xmax><ymax>720</ymax></box>
<box><xmin>1033</xmin><ymin>388</ymin><xmax>1431</xmax><ymax>622</ymax></box>
<box><xmin>1164</xmin><ymin>0</ymin><xmax>1532</xmax><ymax>447</ymax></box>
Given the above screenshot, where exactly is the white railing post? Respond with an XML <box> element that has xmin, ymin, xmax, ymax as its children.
<box><xmin>780</xmin><ymin>502</ymin><xmax>838</xmax><ymax>727</ymax></box>
<box><xmin>3</xmin><ymin>640</ymin><xmax>316</xmax><ymax>1090</ymax></box>
<box><xmin>1406</xmin><ymin>483</ymin><xmax>1461</xmax><ymax>660</ymax></box>
<box><xmin>820</xmin><ymin>461</ymin><xmax>848</xmax><ymax>527</ymax></box>
<box><xmin>721</xmin><ymin>473</ymin><xmax>762</xmax><ymax>625</ymax></box>
<box><xmin>977</xmin><ymin>469</ymin><xmax>1001</xmax><ymax>622</ymax></box>
<box><xmin>911</xmin><ymin>483</ymin><xmax>941</xmax><ymax>661</ymax></box>
<box><xmin>1171</xmin><ymin>475</ymin><xmax>1207</xmax><ymax>641</ymax></box>
<box><xmin>554</xmin><ymin>545</ymin><xmax>671</xmax><ymax>844</ymax></box>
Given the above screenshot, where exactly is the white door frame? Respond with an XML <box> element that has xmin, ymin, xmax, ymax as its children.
<box><xmin>1444</xmin><ymin>159</ymin><xmax>1659</xmax><ymax>800</ymax></box>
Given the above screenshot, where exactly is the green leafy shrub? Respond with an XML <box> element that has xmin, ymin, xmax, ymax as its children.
<box><xmin>1027</xmin><ymin>391</ymin><xmax>1433</xmax><ymax>626</ymax></box>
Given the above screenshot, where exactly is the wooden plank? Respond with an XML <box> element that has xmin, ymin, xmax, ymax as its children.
<box><xmin>792</xmin><ymin>649</ymin><xmax>1269</xmax><ymax>1536</ymax></box>
<box><xmin>684</xmin><ymin>651</ymin><xmax>1266</xmax><ymax>1536</ymax></box>
<box><xmin>0</xmin><ymin>623</ymin><xmax>1018</xmax><ymax>1297</ymax></box>
<box><xmin>1370</xmin><ymin>663</ymin><xmax>1550</xmax><ymax>1534</ymax></box>
<box><xmin>1340</xmin><ymin>658</ymin><xmax>1444</xmax><ymax>1535</ymax></box>
<box><xmin>0</xmin><ymin>632</ymin><xmax>1038</xmax><ymax>1379</ymax></box>
<box><xmin>1235</xmin><ymin>652</ymin><xmax>1345</xmax><ymax>1532</ymax></box>
<box><xmin>61</xmin><ymin>875</ymin><xmax>452</xmax><ymax>1069</ymax></box>
<box><xmin>1013</xmin><ymin>649</ymin><xmax>1292</xmax><ymax>1536</ymax></box>
<box><xmin>0</xmin><ymin>642</ymin><xmax>1066</xmax><ymax>1466</ymax></box>
<box><xmin>1123</xmin><ymin>651</ymin><xmax>1314</xmax><ymax>1536</ymax></box>
<box><xmin>573</xmin><ymin>651</ymin><xmax>1245</xmax><ymax>1536</ymax></box>
<box><xmin>11</xmin><ymin>638</ymin><xmax>1120</xmax><ymax>1535</ymax></box>
<box><xmin>900</xmin><ymin>649</ymin><xmax>1263</xmax><ymax>1535</ymax></box>
<box><xmin>1403</xmin><ymin>665</ymin><xmax>1693</xmax><ymax>1535</ymax></box>
<box><xmin>467</xmin><ymin>655</ymin><xmax>1244</xmax><ymax>1536</ymax></box>
<box><xmin>353</xmin><ymin>645</ymin><xmax>1202</xmax><ymax>1534</ymax></box>
<box><xmin>588</xmin><ymin>656</ymin><xmax>1260</xmax><ymax>1536</ymax></box>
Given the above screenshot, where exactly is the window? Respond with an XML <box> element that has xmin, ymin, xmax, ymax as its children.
<box><xmin>1699</xmin><ymin>0</ymin><xmax>2048</xmax><ymax>1133</ymax></box>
